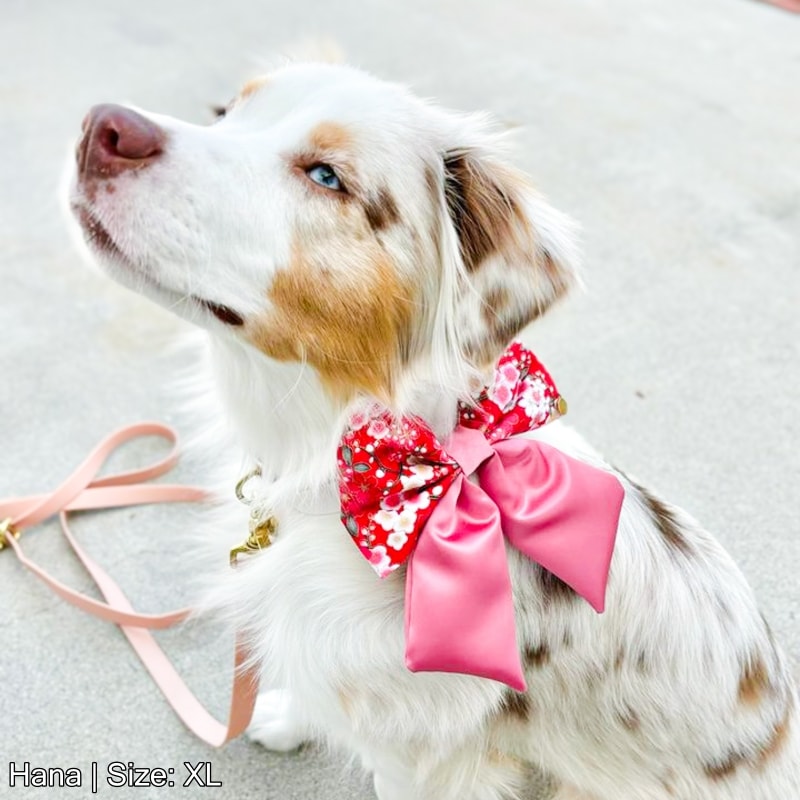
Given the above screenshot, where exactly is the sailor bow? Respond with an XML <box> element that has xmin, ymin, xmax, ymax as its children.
<box><xmin>337</xmin><ymin>342</ymin><xmax>624</xmax><ymax>691</ymax></box>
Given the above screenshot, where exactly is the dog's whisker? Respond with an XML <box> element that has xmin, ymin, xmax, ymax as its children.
<box><xmin>271</xmin><ymin>354</ymin><xmax>308</xmax><ymax>413</ymax></box>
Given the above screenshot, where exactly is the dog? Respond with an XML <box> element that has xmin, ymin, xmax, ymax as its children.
<box><xmin>69</xmin><ymin>58</ymin><xmax>799</xmax><ymax>800</ymax></box>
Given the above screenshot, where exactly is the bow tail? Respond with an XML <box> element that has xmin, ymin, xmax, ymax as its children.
<box><xmin>483</xmin><ymin>439</ymin><xmax>625</xmax><ymax>613</ymax></box>
<box><xmin>404</xmin><ymin>474</ymin><xmax>527</xmax><ymax>691</ymax></box>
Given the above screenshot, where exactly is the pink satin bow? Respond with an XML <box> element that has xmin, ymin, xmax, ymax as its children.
<box><xmin>337</xmin><ymin>342</ymin><xmax>624</xmax><ymax>690</ymax></box>
<box><xmin>404</xmin><ymin>425</ymin><xmax>624</xmax><ymax>691</ymax></box>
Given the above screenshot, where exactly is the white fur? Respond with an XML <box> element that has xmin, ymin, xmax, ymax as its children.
<box><xmin>70</xmin><ymin>60</ymin><xmax>799</xmax><ymax>799</ymax></box>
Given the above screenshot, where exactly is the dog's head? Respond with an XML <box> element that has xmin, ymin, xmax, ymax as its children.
<box><xmin>70</xmin><ymin>61</ymin><xmax>578</xmax><ymax>405</ymax></box>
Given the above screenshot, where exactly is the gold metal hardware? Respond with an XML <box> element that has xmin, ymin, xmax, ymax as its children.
<box><xmin>235</xmin><ymin>466</ymin><xmax>262</xmax><ymax>504</ymax></box>
<box><xmin>229</xmin><ymin>515</ymin><xmax>277</xmax><ymax>568</ymax></box>
<box><xmin>230</xmin><ymin>464</ymin><xmax>278</xmax><ymax>567</ymax></box>
<box><xmin>0</xmin><ymin>518</ymin><xmax>20</xmax><ymax>552</ymax></box>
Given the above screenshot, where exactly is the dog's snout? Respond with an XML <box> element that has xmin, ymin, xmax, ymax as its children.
<box><xmin>78</xmin><ymin>104</ymin><xmax>165</xmax><ymax>180</ymax></box>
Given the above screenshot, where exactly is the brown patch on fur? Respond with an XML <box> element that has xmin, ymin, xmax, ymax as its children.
<box><xmin>614</xmin><ymin>648</ymin><xmax>625</xmax><ymax>671</ymax></box>
<box><xmin>479</xmin><ymin>284</ymin><xmax>528</xmax><ymax>357</ymax></box>
<box><xmin>755</xmin><ymin>701</ymin><xmax>793</xmax><ymax>769</ymax></box>
<box><xmin>537</xmin><ymin>566</ymin><xmax>578</xmax><ymax>607</ymax></box>
<box><xmin>481</xmin><ymin>286</ymin><xmax>511</xmax><ymax>323</ymax></box>
<box><xmin>617</xmin><ymin>706</ymin><xmax>641</xmax><ymax>732</ymax></box>
<box><xmin>524</xmin><ymin>643</ymin><xmax>551</xmax><ymax>668</ymax></box>
<box><xmin>500</xmin><ymin>690</ymin><xmax>531</xmax><ymax>722</ymax></box>
<box><xmin>468</xmin><ymin>306</ymin><xmax>542</xmax><ymax>369</ymax></box>
<box><xmin>704</xmin><ymin>748</ymin><xmax>750</xmax><ymax>781</ymax></box>
<box><xmin>238</xmin><ymin>75</ymin><xmax>270</xmax><ymax>100</ymax></box>
<box><xmin>636</xmin><ymin>651</ymin><xmax>649</xmax><ymax>674</ymax></box>
<box><xmin>738</xmin><ymin>655</ymin><xmax>771</xmax><ymax>707</ymax></box>
<box><xmin>364</xmin><ymin>187</ymin><xmax>400</xmax><ymax>231</ymax></box>
<box><xmin>444</xmin><ymin>153</ymin><xmax>523</xmax><ymax>273</ymax></box>
<box><xmin>443</xmin><ymin>155</ymin><xmax>572</xmax><ymax>366</ymax></box>
<box><xmin>425</xmin><ymin>164</ymin><xmax>440</xmax><ymax>200</ymax></box>
<box><xmin>584</xmin><ymin>665</ymin><xmax>607</xmax><ymax>693</ymax></box>
<box><xmin>309</xmin><ymin>120</ymin><xmax>353</xmax><ymax>156</ymax></box>
<box><xmin>540</xmin><ymin>249</ymin><xmax>564</xmax><ymax>287</ymax></box>
<box><xmin>249</xmin><ymin>239</ymin><xmax>413</xmax><ymax>400</ymax></box>
<box><xmin>635</xmin><ymin>483</ymin><xmax>693</xmax><ymax>556</ymax></box>
<box><xmin>490</xmin><ymin>308</ymin><xmax>537</xmax><ymax>342</ymax></box>
<box><xmin>704</xmin><ymin>700</ymin><xmax>793</xmax><ymax>780</ymax></box>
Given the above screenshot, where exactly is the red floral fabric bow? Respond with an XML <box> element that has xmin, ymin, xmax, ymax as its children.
<box><xmin>337</xmin><ymin>342</ymin><xmax>624</xmax><ymax>689</ymax></box>
<box><xmin>338</xmin><ymin>342</ymin><xmax>566</xmax><ymax>575</ymax></box>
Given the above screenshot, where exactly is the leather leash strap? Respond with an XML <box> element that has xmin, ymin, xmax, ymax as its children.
<box><xmin>0</xmin><ymin>422</ymin><xmax>259</xmax><ymax>747</ymax></box>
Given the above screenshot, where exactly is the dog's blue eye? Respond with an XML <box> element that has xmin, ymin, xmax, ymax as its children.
<box><xmin>306</xmin><ymin>163</ymin><xmax>344</xmax><ymax>192</ymax></box>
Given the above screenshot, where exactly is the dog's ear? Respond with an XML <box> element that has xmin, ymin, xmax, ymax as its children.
<box><xmin>442</xmin><ymin>148</ymin><xmax>579</xmax><ymax>366</ymax></box>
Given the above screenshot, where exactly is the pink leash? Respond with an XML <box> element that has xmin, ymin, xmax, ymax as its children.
<box><xmin>0</xmin><ymin>422</ymin><xmax>259</xmax><ymax>746</ymax></box>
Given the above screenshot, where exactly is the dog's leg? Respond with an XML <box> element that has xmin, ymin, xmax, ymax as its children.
<box><xmin>246</xmin><ymin>688</ymin><xmax>308</xmax><ymax>752</ymax></box>
<box><xmin>373</xmin><ymin>765</ymin><xmax>417</xmax><ymax>800</ymax></box>
<box><xmin>368</xmin><ymin>743</ymin><xmax>528</xmax><ymax>800</ymax></box>
<box><xmin>361</xmin><ymin>749</ymin><xmax>417</xmax><ymax>800</ymax></box>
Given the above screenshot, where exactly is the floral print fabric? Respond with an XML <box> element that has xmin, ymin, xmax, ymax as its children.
<box><xmin>337</xmin><ymin>341</ymin><xmax>566</xmax><ymax>577</ymax></box>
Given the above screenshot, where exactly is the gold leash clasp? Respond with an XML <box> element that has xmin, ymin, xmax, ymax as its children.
<box><xmin>229</xmin><ymin>515</ymin><xmax>277</xmax><ymax>568</ymax></box>
<box><xmin>230</xmin><ymin>466</ymin><xmax>278</xmax><ymax>567</ymax></box>
<box><xmin>235</xmin><ymin>467</ymin><xmax>262</xmax><ymax>504</ymax></box>
<box><xmin>0</xmin><ymin>517</ymin><xmax>20</xmax><ymax>552</ymax></box>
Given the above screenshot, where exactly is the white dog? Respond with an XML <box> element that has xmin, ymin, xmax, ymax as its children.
<box><xmin>69</xmin><ymin>59</ymin><xmax>799</xmax><ymax>800</ymax></box>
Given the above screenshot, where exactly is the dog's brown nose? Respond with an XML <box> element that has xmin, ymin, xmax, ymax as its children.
<box><xmin>78</xmin><ymin>104</ymin><xmax>165</xmax><ymax>180</ymax></box>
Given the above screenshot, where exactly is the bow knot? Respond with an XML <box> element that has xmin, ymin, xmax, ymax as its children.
<box><xmin>445</xmin><ymin>426</ymin><xmax>495</xmax><ymax>476</ymax></box>
<box><xmin>338</xmin><ymin>342</ymin><xmax>624</xmax><ymax>690</ymax></box>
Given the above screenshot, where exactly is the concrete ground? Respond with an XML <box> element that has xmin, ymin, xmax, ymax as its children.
<box><xmin>1</xmin><ymin>0</ymin><xmax>798</xmax><ymax>798</ymax></box>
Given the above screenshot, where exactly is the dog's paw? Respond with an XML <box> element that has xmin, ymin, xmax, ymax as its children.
<box><xmin>246</xmin><ymin>689</ymin><xmax>308</xmax><ymax>752</ymax></box>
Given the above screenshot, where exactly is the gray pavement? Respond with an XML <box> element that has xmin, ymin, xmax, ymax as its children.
<box><xmin>1</xmin><ymin>1</ymin><xmax>798</xmax><ymax>798</ymax></box>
